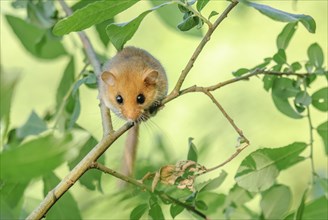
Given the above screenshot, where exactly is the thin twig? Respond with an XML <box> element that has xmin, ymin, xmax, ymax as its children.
<box><xmin>173</xmin><ymin>68</ymin><xmax>312</xmax><ymax>99</ymax></box>
<box><xmin>91</xmin><ymin>162</ymin><xmax>207</xmax><ymax>219</ymax></box>
<box><xmin>174</xmin><ymin>0</ymin><xmax>213</xmax><ymax>28</ymax></box>
<box><xmin>58</xmin><ymin>0</ymin><xmax>113</xmax><ymax>135</ymax></box>
<box><xmin>27</xmin><ymin>2</ymin><xmax>240</xmax><ymax>219</ymax></box>
<box><xmin>306</xmin><ymin>106</ymin><xmax>316</xmax><ymax>183</ymax></box>
<box><xmin>203</xmin><ymin>90</ymin><xmax>249</xmax><ymax>144</ymax></box>
<box><xmin>304</xmin><ymin>79</ymin><xmax>317</xmax><ymax>183</ymax></box>
<box><xmin>197</xmin><ymin>143</ymin><xmax>249</xmax><ymax>176</ymax></box>
<box><xmin>169</xmin><ymin>0</ymin><xmax>238</xmax><ymax>96</ymax></box>
<box><xmin>258</xmin><ymin>69</ymin><xmax>311</xmax><ymax>77</ymax></box>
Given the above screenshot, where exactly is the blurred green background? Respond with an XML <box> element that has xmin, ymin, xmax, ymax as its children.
<box><xmin>1</xmin><ymin>0</ymin><xmax>327</xmax><ymax>219</ymax></box>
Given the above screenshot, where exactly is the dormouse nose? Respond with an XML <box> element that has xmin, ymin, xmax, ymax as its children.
<box><xmin>124</xmin><ymin>109</ymin><xmax>140</xmax><ymax>122</ymax></box>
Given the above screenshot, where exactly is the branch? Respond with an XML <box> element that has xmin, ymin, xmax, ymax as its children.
<box><xmin>197</xmin><ymin>142</ymin><xmax>249</xmax><ymax>176</ymax></box>
<box><xmin>303</xmin><ymin>81</ymin><xmax>317</xmax><ymax>183</ymax></box>
<box><xmin>58</xmin><ymin>0</ymin><xmax>113</xmax><ymax>135</ymax></box>
<box><xmin>91</xmin><ymin>162</ymin><xmax>207</xmax><ymax>219</ymax></box>
<box><xmin>26</xmin><ymin>122</ymin><xmax>133</xmax><ymax>220</ymax></box>
<box><xmin>169</xmin><ymin>0</ymin><xmax>239</xmax><ymax>96</ymax></box>
<box><xmin>175</xmin><ymin>68</ymin><xmax>313</xmax><ymax>97</ymax></box>
<box><xmin>28</xmin><ymin>2</ymin><xmax>241</xmax><ymax>219</ymax></box>
<box><xmin>203</xmin><ymin>90</ymin><xmax>249</xmax><ymax>143</ymax></box>
<box><xmin>306</xmin><ymin>105</ymin><xmax>316</xmax><ymax>183</ymax></box>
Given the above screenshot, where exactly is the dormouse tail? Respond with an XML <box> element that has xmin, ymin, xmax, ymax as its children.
<box><xmin>120</xmin><ymin>124</ymin><xmax>139</xmax><ymax>182</ymax></box>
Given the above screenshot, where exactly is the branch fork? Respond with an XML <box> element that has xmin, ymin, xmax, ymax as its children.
<box><xmin>28</xmin><ymin>1</ymin><xmax>244</xmax><ymax>219</ymax></box>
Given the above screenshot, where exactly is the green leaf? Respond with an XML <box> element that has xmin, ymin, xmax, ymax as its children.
<box><xmin>83</xmin><ymin>72</ymin><xmax>98</xmax><ymax>89</ymax></box>
<box><xmin>71</xmin><ymin>0</ymin><xmax>102</xmax><ymax>11</ymax></box>
<box><xmin>65</xmin><ymin>90</ymin><xmax>81</xmax><ymax>129</ymax></box>
<box><xmin>208</xmin><ymin>11</ymin><xmax>219</xmax><ymax>20</ymax></box>
<box><xmin>295</xmin><ymin>91</ymin><xmax>312</xmax><ymax>107</ymax></box>
<box><xmin>106</xmin><ymin>2</ymin><xmax>171</xmax><ymax>51</ymax></box>
<box><xmin>56</xmin><ymin>57</ymin><xmax>75</xmax><ymax>110</ymax></box>
<box><xmin>308</xmin><ymin>43</ymin><xmax>324</xmax><ymax>68</ymax></box>
<box><xmin>235</xmin><ymin>142</ymin><xmax>307</xmax><ymax>192</ymax></box>
<box><xmin>293</xmin><ymin>188</ymin><xmax>307</xmax><ymax>220</ymax></box>
<box><xmin>263</xmin><ymin>75</ymin><xmax>276</xmax><ymax>92</ymax></box>
<box><xmin>106</xmin><ymin>12</ymin><xmax>150</xmax><ymax>51</ymax></box>
<box><xmin>56</xmin><ymin>66</ymin><xmax>82</xmax><ymax>131</ymax></box>
<box><xmin>6</xmin><ymin>15</ymin><xmax>66</xmax><ymax>59</ymax></box>
<box><xmin>0</xmin><ymin>71</ymin><xmax>19</xmax><ymax>138</ymax></box>
<box><xmin>0</xmin><ymin>198</ymin><xmax>16</xmax><ymax>220</ymax></box>
<box><xmin>177</xmin><ymin>14</ymin><xmax>200</xmax><ymax>31</ymax></box>
<box><xmin>198</xmin><ymin>170</ymin><xmax>227</xmax><ymax>192</ymax></box>
<box><xmin>149</xmin><ymin>201</ymin><xmax>165</xmax><ymax>220</ymax></box>
<box><xmin>290</xmin><ymin>62</ymin><xmax>302</xmax><ymax>72</ymax></box>
<box><xmin>285</xmin><ymin>196</ymin><xmax>328</xmax><ymax>219</ymax></box>
<box><xmin>95</xmin><ymin>18</ymin><xmax>114</xmax><ymax>47</ymax></box>
<box><xmin>225</xmin><ymin>184</ymin><xmax>255</xmax><ymax>207</ymax></box>
<box><xmin>272</xmin><ymin>94</ymin><xmax>302</xmax><ymax>119</ymax></box>
<box><xmin>150</xmin><ymin>1</ymin><xmax>202</xmax><ymax>37</ymax></box>
<box><xmin>170</xmin><ymin>203</ymin><xmax>184</xmax><ymax>219</ymax></box>
<box><xmin>252</xmin><ymin>57</ymin><xmax>272</xmax><ymax>71</ymax></box>
<box><xmin>0</xmin><ymin>181</ymin><xmax>29</xmax><ymax>211</ymax></box>
<box><xmin>240</xmin><ymin>0</ymin><xmax>316</xmax><ymax>33</ymax></box>
<box><xmin>0</xmin><ymin>133</ymin><xmax>73</xmax><ymax>181</ymax></box>
<box><xmin>130</xmin><ymin>203</ymin><xmax>148</xmax><ymax>220</ymax></box>
<box><xmin>271</xmin><ymin>77</ymin><xmax>302</xmax><ymax>118</ymax></box>
<box><xmin>186</xmin><ymin>0</ymin><xmax>197</xmax><ymax>6</ymax></box>
<box><xmin>273</xmin><ymin>49</ymin><xmax>287</xmax><ymax>65</ymax></box>
<box><xmin>43</xmin><ymin>172</ymin><xmax>82</xmax><ymax>220</ymax></box>
<box><xmin>312</xmin><ymin>87</ymin><xmax>328</xmax><ymax>112</ymax></box>
<box><xmin>318</xmin><ymin>177</ymin><xmax>328</xmax><ymax>196</ymax></box>
<box><xmin>196</xmin><ymin>0</ymin><xmax>210</xmax><ymax>12</ymax></box>
<box><xmin>195</xmin><ymin>200</ymin><xmax>208</xmax><ymax>210</ymax></box>
<box><xmin>261</xmin><ymin>184</ymin><xmax>292</xmax><ymax>219</ymax></box>
<box><xmin>232</xmin><ymin>68</ymin><xmax>249</xmax><ymax>77</ymax></box>
<box><xmin>72</xmin><ymin>73</ymin><xmax>97</xmax><ymax>95</ymax></box>
<box><xmin>16</xmin><ymin>111</ymin><xmax>47</xmax><ymax>139</ymax></box>
<box><xmin>27</xmin><ymin>0</ymin><xmax>56</xmax><ymax>29</ymax></box>
<box><xmin>317</xmin><ymin>121</ymin><xmax>328</xmax><ymax>155</ymax></box>
<box><xmin>305</xmin><ymin>61</ymin><xmax>314</xmax><ymax>73</ymax></box>
<box><xmin>196</xmin><ymin>192</ymin><xmax>225</xmax><ymax>214</ymax></box>
<box><xmin>11</xmin><ymin>0</ymin><xmax>28</xmax><ymax>8</ymax></box>
<box><xmin>305</xmin><ymin>74</ymin><xmax>317</xmax><ymax>87</ymax></box>
<box><xmin>68</xmin><ymin>135</ymin><xmax>104</xmax><ymax>191</ymax></box>
<box><xmin>276</xmin><ymin>22</ymin><xmax>298</xmax><ymax>50</ymax></box>
<box><xmin>53</xmin><ymin>0</ymin><xmax>138</xmax><ymax>35</ymax></box>
<box><xmin>187</xmin><ymin>137</ymin><xmax>198</xmax><ymax>162</ymax></box>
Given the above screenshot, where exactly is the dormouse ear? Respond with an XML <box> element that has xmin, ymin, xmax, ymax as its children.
<box><xmin>144</xmin><ymin>70</ymin><xmax>158</xmax><ymax>86</ymax></box>
<box><xmin>101</xmin><ymin>71</ymin><xmax>116</xmax><ymax>86</ymax></box>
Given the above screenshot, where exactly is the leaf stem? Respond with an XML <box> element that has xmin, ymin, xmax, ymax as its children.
<box><xmin>302</xmin><ymin>79</ymin><xmax>317</xmax><ymax>183</ymax></box>
<box><xmin>306</xmin><ymin>105</ymin><xmax>316</xmax><ymax>183</ymax></box>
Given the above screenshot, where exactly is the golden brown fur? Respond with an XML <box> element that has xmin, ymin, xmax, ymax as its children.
<box><xmin>100</xmin><ymin>47</ymin><xmax>168</xmax><ymax>179</ymax></box>
<box><xmin>100</xmin><ymin>46</ymin><xmax>168</xmax><ymax>122</ymax></box>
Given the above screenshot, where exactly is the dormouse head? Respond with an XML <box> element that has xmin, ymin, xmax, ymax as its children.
<box><xmin>101</xmin><ymin>69</ymin><xmax>160</xmax><ymax>123</ymax></box>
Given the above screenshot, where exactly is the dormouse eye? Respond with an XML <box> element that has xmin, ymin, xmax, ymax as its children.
<box><xmin>136</xmin><ymin>94</ymin><xmax>145</xmax><ymax>104</ymax></box>
<box><xmin>116</xmin><ymin>95</ymin><xmax>123</xmax><ymax>104</ymax></box>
